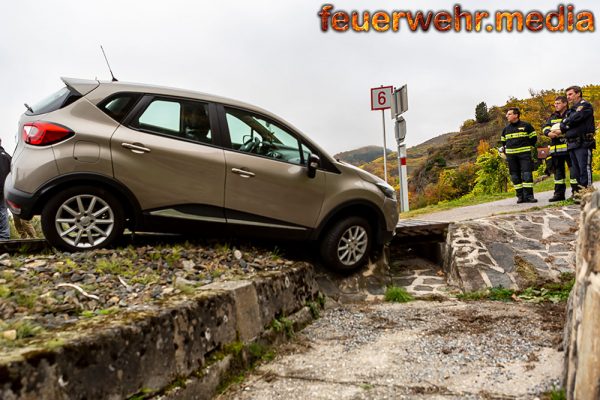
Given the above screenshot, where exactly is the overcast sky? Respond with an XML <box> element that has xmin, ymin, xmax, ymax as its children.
<box><xmin>0</xmin><ymin>0</ymin><xmax>598</xmax><ymax>155</ymax></box>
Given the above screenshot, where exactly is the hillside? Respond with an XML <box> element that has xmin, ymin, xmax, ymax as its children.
<box><xmin>333</xmin><ymin>146</ymin><xmax>393</xmax><ymax>166</ymax></box>
<box><xmin>348</xmin><ymin>84</ymin><xmax>600</xmax><ymax>207</ymax></box>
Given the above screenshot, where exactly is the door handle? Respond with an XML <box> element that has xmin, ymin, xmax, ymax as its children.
<box><xmin>122</xmin><ymin>142</ymin><xmax>151</xmax><ymax>154</ymax></box>
<box><xmin>231</xmin><ymin>168</ymin><xmax>255</xmax><ymax>178</ymax></box>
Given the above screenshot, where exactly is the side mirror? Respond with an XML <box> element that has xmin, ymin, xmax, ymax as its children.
<box><xmin>307</xmin><ymin>154</ymin><xmax>320</xmax><ymax>179</ymax></box>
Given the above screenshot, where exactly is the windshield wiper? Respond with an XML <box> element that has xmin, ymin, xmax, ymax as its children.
<box><xmin>24</xmin><ymin>103</ymin><xmax>33</xmax><ymax>113</ymax></box>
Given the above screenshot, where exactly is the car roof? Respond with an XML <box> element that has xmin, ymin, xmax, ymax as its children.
<box><xmin>61</xmin><ymin>77</ymin><xmax>335</xmax><ymax>163</ymax></box>
<box><xmin>62</xmin><ymin>77</ymin><xmax>284</xmax><ymax>122</ymax></box>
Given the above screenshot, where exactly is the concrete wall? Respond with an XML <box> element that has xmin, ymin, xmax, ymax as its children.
<box><xmin>0</xmin><ymin>263</ymin><xmax>320</xmax><ymax>400</ymax></box>
<box><xmin>564</xmin><ymin>191</ymin><xmax>600</xmax><ymax>400</ymax></box>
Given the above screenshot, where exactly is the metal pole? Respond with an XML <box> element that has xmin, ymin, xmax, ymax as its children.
<box><xmin>381</xmin><ymin>109</ymin><xmax>388</xmax><ymax>183</ymax></box>
<box><xmin>398</xmin><ymin>143</ymin><xmax>409</xmax><ymax>212</ymax></box>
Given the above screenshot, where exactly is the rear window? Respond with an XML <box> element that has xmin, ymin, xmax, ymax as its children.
<box><xmin>98</xmin><ymin>93</ymin><xmax>141</xmax><ymax>123</ymax></box>
<box><xmin>26</xmin><ymin>86</ymin><xmax>81</xmax><ymax>116</ymax></box>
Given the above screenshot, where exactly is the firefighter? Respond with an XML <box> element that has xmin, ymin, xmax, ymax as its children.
<box><xmin>542</xmin><ymin>95</ymin><xmax>578</xmax><ymax>201</ymax></box>
<box><xmin>560</xmin><ymin>85</ymin><xmax>596</xmax><ymax>197</ymax></box>
<box><xmin>500</xmin><ymin>107</ymin><xmax>538</xmax><ymax>203</ymax></box>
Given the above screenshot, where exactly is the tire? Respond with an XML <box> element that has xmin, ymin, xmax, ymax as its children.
<box><xmin>320</xmin><ymin>216</ymin><xmax>372</xmax><ymax>271</ymax></box>
<box><xmin>41</xmin><ymin>186</ymin><xmax>125</xmax><ymax>252</ymax></box>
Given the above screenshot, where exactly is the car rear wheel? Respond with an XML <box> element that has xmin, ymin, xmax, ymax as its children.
<box><xmin>41</xmin><ymin>186</ymin><xmax>125</xmax><ymax>252</ymax></box>
<box><xmin>320</xmin><ymin>216</ymin><xmax>372</xmax><ymax>271</ymax></box>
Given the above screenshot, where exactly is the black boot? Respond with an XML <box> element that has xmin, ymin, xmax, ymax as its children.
<box><xmin>548</xmin><ymin>192</ymin><xmax>565</xmax><ymax>202</ymax></box>
<box><xmin>524</xmin><ymin>187</ymin><xmax>537</xmax><ymax>203</ymax></box>
<box><xmin>516</xmin><ymin>188</ymin><xmax>524</xmax><ymax>204</ymax></box>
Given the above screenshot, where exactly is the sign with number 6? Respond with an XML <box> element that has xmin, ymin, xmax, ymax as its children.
<box><xmin>371</xmin><ymin>86</ymin><xmax>393</xmax><ymax>110</ymax></box>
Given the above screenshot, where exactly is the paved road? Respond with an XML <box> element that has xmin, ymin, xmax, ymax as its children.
<box><xmin>412</xmin><ymin>182</ymin><xmax>599</xmax><ymax>223</ymax></box>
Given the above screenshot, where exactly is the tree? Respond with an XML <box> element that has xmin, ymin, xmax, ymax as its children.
<box><xmin>475</xmin><ymin>102</ymin><xmax>491</xmax><ymax>123</ymax></box>
<box><xmin>472</xmin><ymin>149</ymin><xmax>510</xmax><ymax>195</ymax></box>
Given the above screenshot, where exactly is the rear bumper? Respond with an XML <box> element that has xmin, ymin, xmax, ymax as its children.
<box><xmin>4</xmin><ymin>175</ymin><xmax>38</xmax><ymax>219</ymax></box>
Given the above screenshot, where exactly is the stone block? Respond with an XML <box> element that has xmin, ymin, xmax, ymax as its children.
<box><xmin>201</xmin><ymin>280</ymin><xmax>261</xmax><ymax>342</ymax></box>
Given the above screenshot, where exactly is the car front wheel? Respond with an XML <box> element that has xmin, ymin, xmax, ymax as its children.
<box><xmin>320</xmin><ymin>216</ymin><xmax>372</xmax><ymax>271</ymax></box>
<box><xmin>41</xmin><ymin>186</ymin><xmax>125</xmax><ymax>252</ymax></box>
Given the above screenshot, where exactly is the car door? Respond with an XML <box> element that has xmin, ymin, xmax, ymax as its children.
<box><xmin>110</xmin><ymin>95</ymin><xmax>226</xmax><ymax>221</ymax></box>
<box><xmin>221</xmin><ymin>106</ymin><xmax>326</xmax><ymax>230</ymax></box>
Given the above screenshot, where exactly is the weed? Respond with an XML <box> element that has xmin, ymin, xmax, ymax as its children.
<box><xmin>14</xmin><ymin>291</ymin><xmax>38</xmax><ymax>309</ymax></box>
<box><xmin>0</xmin><ymin>270</ymin><xmax>15</xmax><ymax>281</ymax></box>
<box><xmin>488</xmin><ymin>287</ymin><xmax>514</xmax><ymax>301</ymax></box>
<box><xmin>80</xmin><ymin>310</ymin><xmax>95</xmax><ymax>318</ymax></box>
<box><xmin>148</xmin><ymin>251</ymin><xmax>162</xmax><ymax>262</ymax></box>
<box><xmin>384</xmin><ymin>286</ymin><xmax>413</xmax><ymax>303</ymax></box>
<box><xmin>164</xmin><ymin>376</ymin><xmax>187</xmax><ymax>392</ymax></box>
<box><xmin>223</xmin><ymin>341</ymin><xmax>244</xmax><ymax>356</ymax></box>
<box><xmin>176</xmin><ymin>283</ymin><xmax>194</xmax><ymax>295</ymax></box>
<box><xmin>165</xmin><ymin>247</ymin><xmax>181</xmax><ymax>267</ymax></box>
<box><xmin>97</xmin><ymin>307</ymin><xmax>119</xmax><ymax>316</ymax></box>
<box><xmin>361</xmin><ymin>383</ymin><xmax>374</xmax><ymax>390</ymax></box>
<box><xmin>131</xmin><ymin>273</ymin><xmax>160</xmax><ymax>285</ymax></box>
<box><xmin>16</xmin><ymin>321</ymin><xmax>44</xmax><ymax>339</ymax></box>
<box><xmin>247</xmin><ymin>342</ymin><xmax>266</xmax><ymax>358</ymax></box>
<box><xmin>271</xmin><ymin>319</ymin><xmax>283</xmax><ymax>333</ymax></box>
<box><xmin>542</xmin><ymin>387</ymin><xmax>566</xmax><ymax>400</ymax></box>
<box><xmin>270</xmin><ymin>246</ymin><xmax>281</xmax><ymax>261</ymax></box>
<box><xmin>280</xmin><ymin>317</ymin><xmax>294</xmax><ymax>338</ymax></box>
<box><xmin>45</xmin><ymin>338</ymin><xmax>65</xmax><ymax>350</ymax></box>
<box><xmin>316</xmin><ymin>293</ymin><xmax>326</xmax><ymax>308</ymax></box>
<box><xmin>95</xmin><ymin>258</ymin><xmax>122</xmax><ymax>275</ymax></box>
<box><xmin>307</xmin><ymin>301</ymin><xmax>320</xmax><ymax>319</ymax></box>
<box><xmin>128</xmin><ymin>388</ymin><xmax>155</xmax><ymax>400</ymax></box>
<box><xmin>0</xmin><ymin>285</ymin><xmax>11</xmax><ymax>298</ymax></box>
<box><xmin>216</xmin><ymin>243</ymin><xmax>231</xmax><ymax>255</ymax></box>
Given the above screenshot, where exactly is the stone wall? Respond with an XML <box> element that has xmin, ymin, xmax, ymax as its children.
<box><xmin>442</xmin><ymin>207</ymin><xmax>579</xmax><ymax>292</ymax></box>
<box><xmin>564</xmin><ymin>191</ymin><xmax>600</xmax><ymax>400</ymax></box>
<box><xmin>0</xmin><ymin>263</ymin><xmax>320</xmax><ymax>400</ymax></box>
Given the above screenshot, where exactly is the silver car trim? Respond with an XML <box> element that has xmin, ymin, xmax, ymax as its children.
<box><xmin>231</xmin><ymin>168</ymin><xmax>255</xmax><ymax>178</ymax></box>
<box><xmin>227</xmin><ymin>219</ymin><xmax>307</xmax><ymax>231</ymax></box>
<box><xmin>149</xmin><ymin>209</ymin><xmax>226</xmax><ymax>223</ymax></box>
<box><xmin>122</xmin><ymin>142</ymin><xmax>151</xmax><ymax>153</ymax></box>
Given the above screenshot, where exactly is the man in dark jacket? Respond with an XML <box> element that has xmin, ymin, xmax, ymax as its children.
<box><xmin>501</xmin><ymin>107</ymin><xmax>538</xmax><ymax>203</ymax></box>
<box><xmin>561</xmin><ymin>85</ymin><xmax>596</xmax><ymax>193</ymax></box>
<box><xmin>0</xmin><ymin>140</ymin><xmax>12</xmax><ymax>240</ymax></box>
<box><xmin>543</xmin><ymin>96</ymin><xmax>578</xmax><ymax>201</ymax></box>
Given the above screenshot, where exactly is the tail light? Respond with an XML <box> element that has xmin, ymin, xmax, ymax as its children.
<box><xmin>22</xmin><ymin>121</ymin><xmax>74</xmax><ymax>146</ymax></box>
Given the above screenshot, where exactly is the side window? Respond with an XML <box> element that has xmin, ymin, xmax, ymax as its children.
<box><xmin>225</xmin><ymin>108</ymin><xmax>304</xmax><ymax>165</ymax></box>
<box><xmin>138</xmin><ymin>100</ymin><xmax>180</xmax><ymax>132</ymax></box>
<box><xmin>99</xmin><ymin>93</ymin><xmax>141</xmax><ymax>123</ymax></box>
<box><xmin>130</xmin><ymin>98</ymin><xmax>212</xmax><ymax>144</ymax></box>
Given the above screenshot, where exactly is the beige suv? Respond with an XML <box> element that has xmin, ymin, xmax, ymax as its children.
<box><xmin>5</xmin><ymin>78</ymin><xmax>398</xmax><ymax>270</ymax></box>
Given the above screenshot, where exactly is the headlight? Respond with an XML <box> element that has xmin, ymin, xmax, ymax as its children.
<box><xmin>375</xmin><ymin>182</ymin><xmax>397</xmax><ymax>200</ymax></box>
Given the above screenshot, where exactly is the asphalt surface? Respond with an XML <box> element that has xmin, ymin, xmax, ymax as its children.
<box><xmin>412</xmin><ymin>181</ymin><xmax>599</xmax><ymax>223</ymax></box>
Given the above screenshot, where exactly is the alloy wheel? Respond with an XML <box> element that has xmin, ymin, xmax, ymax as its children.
<box><xmin>54</xmin><ymin>194</ymin><xmax>115</xmax><ymax>248</ymax></box>
<box><xmin>337</xmin><ymin>225</ymin><xmax>368</xmax><ymax>266</ymax></box>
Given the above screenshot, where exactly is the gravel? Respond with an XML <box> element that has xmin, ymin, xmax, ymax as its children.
<box><xmin>224</xmin><ymin>300</ymin><xmax>565</xmax><ymax>399</ymax></box>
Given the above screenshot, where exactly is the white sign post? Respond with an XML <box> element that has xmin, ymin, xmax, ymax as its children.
<box><xmin>371</xmin><ymin>86</ymin><xmax>393</xmax><ymax>183</ymax></box>
<box><xmin>391</xmin><ymin>85</ymin><xmax>409</xmax><ymax>213</ymax></box>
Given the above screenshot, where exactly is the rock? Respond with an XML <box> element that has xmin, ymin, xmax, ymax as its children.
<box><xmin>107</xmin><ymin>296</ymin><xmax>120</xmax><ymax>305</ymax></box>
<box><xmin>182</xmin><ymin>260</ymin><xmax>195</xmax><ymax>271</ymax></box>
<box><xmin>0</xmin><ymin>253</ymin><xmax>9</xmax><ymax>260</ymax></box>
<box><xmin>0</xmin><ymin>260</ymin><xmax>12</xmax><ymax>267</ymax></box>
<box><xmin>25</xmin><ymin>260</ymin><xmax>47</xmax><ymax>269</ymax></box>
<box><xmin>234</xmin><ymin>250</ymin><xmax>243</xmax><ymax>260</ymax></box>
<box><xmin>2</xmin><ymin>330</ymin><xmax>17</xmax><ymax>340</ymax></box>
<box><xmin>163</xmin><ymin>287</ymin><xmax>175</xmax><ymax>295</ymax></box>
